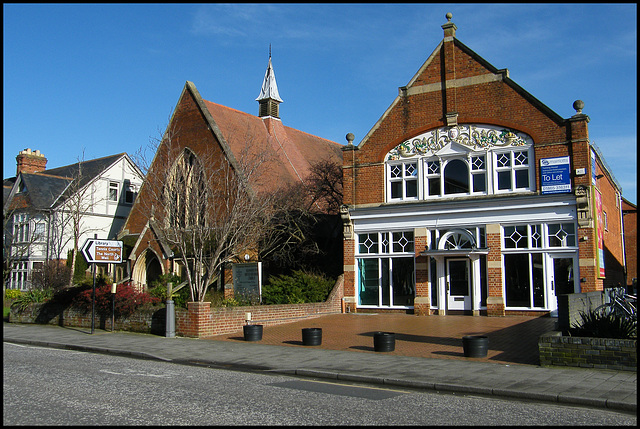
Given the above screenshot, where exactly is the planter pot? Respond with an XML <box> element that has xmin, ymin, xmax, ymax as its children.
<box><xmin>301</xmin><ymin>328</ymin><xmax>322</xmax><ymax>346</ymax></box>
<box><xmin>373</xmin><ymin>331</ymin><xmax>395</xmax><ymax>352</ymax></box>
<box><xmin>243</xmin><ymin>324</ymin><xmax>263</xmax><ymax>341</ymax></box>
<box><xmin>462</xmin><ymin>335</ymin><xmax>488</xmax><ymax>358</ymax></box>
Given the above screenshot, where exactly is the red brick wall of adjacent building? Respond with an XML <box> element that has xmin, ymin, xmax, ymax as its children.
<box><xmin>622</xmin><ymin>199</ymin><xmax>637</xmax><ymax>290</ymax></box>
<box><xmin>592</xmin><ymin>158</ymin><xmax>626</xmax><ymax>289</ymax></box>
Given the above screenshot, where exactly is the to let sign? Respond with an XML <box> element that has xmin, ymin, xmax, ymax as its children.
<box><xmin>81</xmin><ymin>239</ymin><xmax>123</xmax><ymax>264</ymax></box>
<box><xmin>540</xmin><ymin>156</ymin><xmax>571</xmax><ymax>194</ymax></box>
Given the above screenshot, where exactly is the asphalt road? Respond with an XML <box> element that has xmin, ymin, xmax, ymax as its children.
<box><xmin>3</xmin><ymin>343</ymin><xmax>637</xmax><ymax>426</ymax></box>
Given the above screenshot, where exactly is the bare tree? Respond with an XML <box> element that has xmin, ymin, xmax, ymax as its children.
<box><xmin>137</xmin><ymin>124</ymin><xmax>279</xmax><ymax>302</ymax></box>
<box><xmin>258</xmin><ymin>158</ymin><xmax>344</xmax><ymax>277</ymax></box>
<box><xmin>54</xmin><ymin>153</ymin><xmax>106</xmax><ymax>287</ymax></box>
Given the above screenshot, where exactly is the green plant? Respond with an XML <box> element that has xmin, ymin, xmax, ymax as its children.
<box><xmin>148</xmin><ymin>278</ymin><xmax>190</xmax><ymax>308</ymax></box>
<box><xmin>67</xmin><ymin>249</ymin><xmax>89</xmax><ymax>283</ymax></box>
<box><xmin>5</xmin><ymin>289</ymin><xmax>22</xmax><ymax>300</ymax></box>
<box><xmin>261</xmin><ymin>270</ymin><xmax>334</xmax><ymax>305</ymax></box>
<box><xmin>569</xmin><ymin>309</ymin><xmax>637</xmax><ymax>339</ymax></box>
<box><xmin>72</xmin><ymin>282</ymin><xmax>160</xmax><ymax>318</ymax></box>
<box><xmin>10</xmin><ymin>288</ymin><xmax>54</xmax><ymax>312</ymax></box>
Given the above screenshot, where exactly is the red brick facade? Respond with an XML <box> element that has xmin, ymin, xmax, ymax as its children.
<box><xmin>622</xmin><ymin>199</ymin><xmax>637</xmax><ymax>291</ymax></box>
<box><xmin>341</xmin><ymin>15</ymin><xmax>626</xmax><ymax>317</ymax></box>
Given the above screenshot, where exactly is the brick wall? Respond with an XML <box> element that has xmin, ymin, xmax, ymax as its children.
<box><xmin>621</xmin><ymin>199</ymin><xmax>637</xmax><ymax>289</ymax></box>
<box><xmin>9</xmin><ymin>276</ymin><xmax>344</xmax><ymax>338</ymax></box>
<box><xmin>175</xmin><ymin>275</ymin><xmax>344</xmax><ymax>338</ymax></box>
<box><xmin>9</xmin><ymin>303</ymin><xmax>164</xmax><ymax>334</ymax></box>
<box><xmin>539</xmin><ymin>331</ymin><xmax>637</xmax><ymax>372</ymax></box>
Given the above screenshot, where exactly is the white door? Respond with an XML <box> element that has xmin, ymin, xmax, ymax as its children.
<box><xmin>548</xmin><ymin>254</ymin><xmax>577</xmax><ymax>316</ymax></box>
<box><xmin>447</xmin><ymin>259</ymin><xmax>470</xmax><ymax>311</ymax></box>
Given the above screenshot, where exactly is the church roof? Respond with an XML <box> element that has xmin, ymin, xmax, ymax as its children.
<box><xmin>201</xmin><ymin>97</ymin><xmax>342</xmax><ymax>193</ymax></box>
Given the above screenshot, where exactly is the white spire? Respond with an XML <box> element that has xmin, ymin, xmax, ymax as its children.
<box><xmin>256</xmin><ymin>55</ymin><xmax>283</xmax><ymax>103</ymax></box>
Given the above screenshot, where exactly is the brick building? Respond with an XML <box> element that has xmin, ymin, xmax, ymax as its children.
<box><xmin>340</xmin><ymin>14</ymin><xmax>627</xmax><ymax>316</ymax></box>
<box><xmin>622</xmin><ymin>198</ymin><xmax>637</xmax><ymax>294</ymax></box>
<box><xmin>118</xmin><ymin>56</ymin><xmax>342</xmax><ymax>294</ymax></box>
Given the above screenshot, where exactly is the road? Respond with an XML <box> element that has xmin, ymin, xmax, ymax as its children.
<box><xmin>3</xmin><ymin>343</ymin><xmax>636</xmax><ymax>426</ymax></box>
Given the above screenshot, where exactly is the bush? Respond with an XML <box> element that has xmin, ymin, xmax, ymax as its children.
<box><xmin>569</xmin><ymin>309</ymin><xmax>637</xmax><ymax>339</ymax></box>
<box><xmin>11</xmin><ymin>288</ymin><xmax>54</xmax><ymax>312</ymax></box>
<box><xmin>67</xmin><ymin>249</ymin><xmax>89</xmax><ymax>284</ymax></box>
<box><xmin>30</xmin><ymin>260</ymin><xmax>71</xmax><ymax>291</ymax></box>
<box><xmin>148</xmin><ymin>273</ymin><xmax>190</xmax><ymax>307</ymax></box>
<box><xmin>5</xmin><ymin>289</ymin><xmax>22</xmax><ymax>300</ymax></box>
<box><xmin>148</xmin><ymin>284</ymin><xmax>190</xmax><ymax>309</ymax></box>
<box><xmin>72</xmin><ymin>282</ymin><xmax>160</xmax><ymax>318</ymax></box>
<box><xmin>261</xmin><ymin>270</ymin><xmax>334</xmax><ymax>305</ymax></box>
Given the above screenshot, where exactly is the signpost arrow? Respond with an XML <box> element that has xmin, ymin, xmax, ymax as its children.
<box><xmin>81</xmin><ymin>238</ymin><xmax>123</xmax><ymax>264</ymax></box>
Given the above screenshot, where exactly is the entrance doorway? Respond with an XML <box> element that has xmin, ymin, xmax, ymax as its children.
<box><xmin>447</xmin><ymin>258</ymin><xmax>470</xmax><ymax>311</ymax></box>
<box><xmin>548</xmin><ymin>255</ymin><xmax>576</xmax><ymax>316</ymax></box>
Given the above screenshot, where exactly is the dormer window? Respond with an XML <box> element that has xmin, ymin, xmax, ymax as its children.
<box><xmin>385</xmin><ymin>124</ymin><xmax>534</xmax><ymax>201</ymax></box>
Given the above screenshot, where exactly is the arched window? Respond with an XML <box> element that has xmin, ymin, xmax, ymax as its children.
<box><xmin>438</xmin><ymin>229</ymin><xmax>476</xmax><ymax>250</ymax></box>
<box><xmin>444</xmin><ymin>159</ymin><xmax>469</xmax><ymax>195</ymax></box>
<box><xmin>164</xmin><ymin>149</ymin><xmax>207</xmax><ymax>229</ymax></box>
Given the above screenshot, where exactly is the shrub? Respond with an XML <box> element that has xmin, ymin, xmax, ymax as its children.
<box><xmin>261</xmin><ymin>270</ymin><xmax>334</xmax><ymax>305</ymax></box>
<box><xmin>11</xmin><ymin>288</ymin><xmax>54</xmax><ymax>313</ymax></box>
<box><xmin>30</xmin><ymin>260</ymin><xmax>71</xmax><ymax>291</ymax></box>
<box><xmin>72</xmin><ymin>282</ymin><xmax>160</xmax><ymax>318</ymax></box>
<box><xmin>67</xmin><ymin>249</ymin><xmax>89</xmax><ymax>284</ymax></box>
<box><xmin>5</xmin><ymin>289</ymin><xmax>22</xmax><ymax>300</ymax></box>
<box><xmin>569</xmin><ymin>309</ymin><xmax>637</xmax><ymax>339</ymax></box>
<box><xmin>148</xmin><ymin>274</ymin><xmax>190</xmax><ymax>307</ymax></box>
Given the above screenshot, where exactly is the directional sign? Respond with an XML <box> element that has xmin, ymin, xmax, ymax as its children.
<box><xmin>81</xmin><ymin>239</ymin><xmax>123</xmax><ymax>263</ymax></box>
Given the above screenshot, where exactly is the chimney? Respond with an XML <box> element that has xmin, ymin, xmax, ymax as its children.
<box><xmin>16</xmin><ymin>148</ymin><xmax>47</xmax><ymax>175</ymax></box>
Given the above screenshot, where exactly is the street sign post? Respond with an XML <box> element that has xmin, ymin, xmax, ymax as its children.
<box><xmin>81</xmin><ymin>237</ymin><xmax>123</xmax><ymax>333</ymax></box>
<box><xmin>81</xmin><ymin>239</ymin><xmax>123</xmax><ymax>263</ymax></box>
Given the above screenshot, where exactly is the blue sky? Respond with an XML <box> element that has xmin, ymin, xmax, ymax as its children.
<box><xmin>3</xmin><ymin>3</ymin><xmax>637</xmax><ymax>204</ymax></box>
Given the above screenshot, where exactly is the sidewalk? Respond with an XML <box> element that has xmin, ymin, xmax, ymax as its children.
<box><xmin>3</xmin><ymin>318</ymin><xmax>636</xmax><ymax>413</ymax></box>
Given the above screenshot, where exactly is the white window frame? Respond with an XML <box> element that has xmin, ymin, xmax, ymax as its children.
<box><xmin>356</xmin><ymin>230</ymin><xmax>416</xmax><ymax>308</ymax></box>
<box><xmin>108</xmin><ymin>181</ymin><xmax>119</xmax><ymax>202</ymax></box>
<box><xmin>386</xmin><ymin>161</ymin><xmax>420</xmax><ymax>201</ymax></box>
<box><xmin>493</xmin><ymin>148</ymin><xmax>533</xmax><ymax>194</ymax></box>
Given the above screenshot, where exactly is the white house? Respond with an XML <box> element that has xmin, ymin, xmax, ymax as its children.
<box><xmin>3</xmin><ymin>149</ymin><xmax>144</xmax><ymax>290</ymax></box>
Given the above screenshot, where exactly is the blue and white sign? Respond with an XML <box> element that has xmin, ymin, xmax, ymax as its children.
<box><xmin>540</xmin><ymin>156</ymin><xmax>571</xmax><ymax>194</ymax></box>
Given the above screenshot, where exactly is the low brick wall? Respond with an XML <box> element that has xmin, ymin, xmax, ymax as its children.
<box><xmin>8</xmin><ymin>275</ymin><xmax>344</xmax><ymax>338</ymax></box>
<box><xmin>538</xmin><ymin>331</ymin><xmax>637</xmax><ymax>372</ymax></box>
<box><xmin>9</xmin><ymin>303</ymin><xmax>165</xmax><ymax>334</ymax></box>
<box><xmin>176</xmin><ymin>275</ymin><xmax>344</xmax><ymax>338</ymax></box>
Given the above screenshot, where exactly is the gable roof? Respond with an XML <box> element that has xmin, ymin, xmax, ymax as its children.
<box><xmin>4</xmin><ymin>153</ymin><xmax>130</xmax><ymax>212</ymax></box>
<box><xmin>185</xmin><ymin>81</ymin><xmax>342</xmax><ymax>194</ymax></box>
<box><xmin>357</xmin><ymin>29</ymin><xmax>565</xmax><ymax>150</ymax></box>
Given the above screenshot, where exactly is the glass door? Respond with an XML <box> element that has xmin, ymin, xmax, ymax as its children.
<box><xmin>447</xmin><ymin>259</ymin><xmax>470</xmax><ymax>311</ymax></box>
